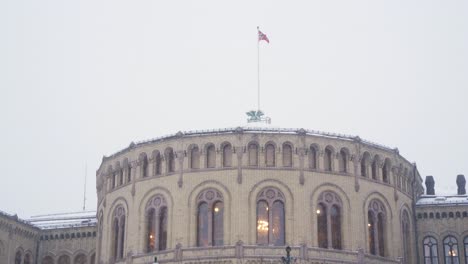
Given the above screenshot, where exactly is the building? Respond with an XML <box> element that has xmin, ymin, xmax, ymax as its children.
<box><xmin>1</xmin><ymin>127</ymin><xmax>467</xmax><ymax>264</ymax></box>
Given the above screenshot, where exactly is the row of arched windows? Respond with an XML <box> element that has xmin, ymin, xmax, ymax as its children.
<box><xmin>14</xmin><ymin>251</ymin><xmax>32</xmax><ymax>264</ymax></box>
<box><xmin>423</xmin><ymin>235</ymin><xmax>468</xmax><ymax>264</ymax></box>
<box><xmin>40</xmin><ymin>253</ymin><xmax>95</xmax><ymax>264</ymax></box>
<box><xmin>418</xmin><ymin>211</ymin><xmax>468</xmax><ymax>219</ymax></box>
<box><xmin>109</xmin><ymin>143</ymin><xmax>412</xmax><ymax>193</ymax></box>
<box><xmin>111</xmin><ymin>189</ymin><xmax>398</xmax><ymax>257</ymax></box>
<box><xmin>40</xmin><ymin>231</ymin><xmax>96</xmax><ymax>240</ymax></box>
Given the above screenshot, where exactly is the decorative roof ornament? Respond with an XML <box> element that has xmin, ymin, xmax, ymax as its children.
<box><xmin>246</xmin><ymin>110</ymin><xmax>271</xmax><ymax>124</ymax></box>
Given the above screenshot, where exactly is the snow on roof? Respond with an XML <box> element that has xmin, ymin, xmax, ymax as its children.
<box><xmin>416</xmin><ymin>195</ymin><xmax>468</xmax><ymax>206</ymax></box>
<box><xmin>27</xmin><ymin>211</ymin><xmax>97</xmax><ymax>230</ymax></box>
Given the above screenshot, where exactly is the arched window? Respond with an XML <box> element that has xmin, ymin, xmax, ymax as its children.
<box><xmin>74</xmin><ymin>254</ymin><xmax>87</xmax><ymax>264</ymax></box>
<box><xmin>401</xmin><ymin>210</ymin><xmax>411</xmax><ymax>263</ymax></box>
<box><xmin>165</xmin><ymin>148</ymin><xmax>175</xmax><ymax>173</ymax></box>
<box><xmin>316</xmin><ymin>191</ymin><xmax>342</xmax><ymax>249</ymax></box>
<box><xmin>324</xmin><ymin>147</ymin><xmax>333</xmax><ymax>171</ymax></box>
<box><xmin>197</xmin><ymin>189</ymin><xmax>224</xmax><ymax>247</ymax></box>
<box><xmin>206</xmin><ymin>144</ymin><xmax>216</xmax><ymax>168</ymax></box>
<box><xmin>145</xmin><ymin>194</ymin><xmax>168</xmax><ymax>252</ymax></box>
<box><xmin>423</xmin><ymin>236</ymin><xmax>439</xmax><ymax>264</ymax></box>
<box><xmin>368</xmin><ymin>199</ymin><xmax>386</xmax><ymax>256</ymax></box>
<box><xmin>222</xmin><ymin>143</ymin><xmax>232</xmax><ymax>167</ymax></box>
<box><xmin>123</xmin><ymin>159</ymin><xmax>131</xmax><ymax>183</ymax></box>
<box><xmin>309</xmin><ymin>146</ymin><xmax>317</xmax><ymax>169</ymax></box>
<box><xmin>382</xmin><ymin>159</ymin><xmax>390</xmax><ymax>183</ymax></box>
<box><xmin>371</xmin><ymin>158</ymin><xmax>378</xmax><ymax>180</ymax></box>
<box><xmin>57</xmin><ymin>255</ymin><xmax>70</xmax><ymax>264</ymax></box>
<box><xmin>339</xmin><ymin>149</ymin><xmax>348</xmax><ymax>173</ymax></box>
<box><xmin>41</xmin><ymin>256</ymin><xmax>54</xmax><ymax>264</ymax></box>
<box><xmin>24</xmin><ymin>253</ymin><xmax>31</xmax><ymax>264</ymax></box>
<box><xmin>444</xmin><ymin>236</ymin><xmax>459</xmax><ymax>264</ymax></box>
<box><xmin>15</xmin><ymin>251</ymin><xmax>21</xmax><ymax>264</ymax></box>
<box><xmin>90</xmin><ymin>253</ymin><xmax>96</xmax><ymax>264</ymax></box>
<box><xmin>464</xmin><ymin>236</ymin><xmax>468</xmax><ymax>264</ymax></box>
<box><xmin>282</xmin><ymin>143</ymin><xmax>293</xmax><ymax>167</ymax></box>
<box><xmin>152</xmin><ymin>151</ymin><xmax>162</xmax><ymax>176</ymax></box>
<box><xmin>256</xmin><ymin>187</ymin><xmax>285</xmax><ymax>246</ymax></box>
<box><xmin>265</xmin><ymin>143</ymin><xmax>276</xmax><ymax>167</ymax></box>
<box><xmin>112</xmin><ymin>206</ymin><xmax>126</xmax><ymax>261</ymax></box>
<box><xmin>248</xmin><ymin>142</ymin><xmax>259</xmax><ymax>166</ymax></box>
<box><xmin>190</xmin><ymin>146</ymin><xmax>200</xmax><ymax>169</ymax></box>
<box><xmin>140</xmin><ymin>153</ymin><xmax>149</xmax><ymax>178</ymax></box>
<box><xmin>361</xmin><ymin>152</ymin><xmax>370</xmax><ymax>177</ymax></box>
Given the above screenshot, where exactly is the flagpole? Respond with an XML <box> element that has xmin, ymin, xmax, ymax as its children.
<box><xmin>257</xmin><ymin>26</ymin><xmax>260</xmax><ymax>111</ymax></box>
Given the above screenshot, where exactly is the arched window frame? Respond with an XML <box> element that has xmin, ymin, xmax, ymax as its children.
<box><xmin>205</xmin><ymin>144</ymin><xmax>216</xmax><ymax>168</ymax></box>
<box><xmin>248</xmin><ymin>142</ymin><xmax>259</xmax><ymax>166</ymax></box>
<box><xmin>382</xmin><ymin>159</ymin><xmax>391</xmax><ymax>184</ymax></box>
<box><xmin>401</xmin><ymin>210</ymin><xmax>411</xmax><ymax>263</ymax></box>
<box><xmin>57</xmin><ymin>255</ymin><xmax>70</xmax><ymax>264</ymax></box>
<box><xmin>443</xmin><ymin>236</ymin><xmax>460</xmax><ymax>264</ymax></box>
<box><xmin>265</xmin><ymin>142</ymin><xmax>276</xmax><ymax>167</ymax></box>
<box><xmin>256</xmin><ymin>187</ymin><xmax>285</xmax><ymax>246</ymax></box>
<box><xmin>316</xmin><ymin>191</ymin><xmax>342</xmax><ymax>249</ymax></box>
<box><xmin>165</xmin><ymin>148</ymin><xmax>175</xmax><ymax>173</ymax></box>
<box><xmin>112</xmin><ymin>206</ymin><xmax>126</xmax><ymax>261</ymax></box>
<box><xmin>222</xmin><ymin>142</ymin><xmax>233</xmax><ymax>167</ymax></box>
<box><xmin>423</xmin><ymin>236</ymin><xmax>439</xmax><ymax>264</ymax></box>
<box><xmin>139</xmin><ymin>153</ymin><xmax>149</xmax><ymax>178</ymax></box>
<box><xmin>145</xmin><ymin>194</ymin><xmax>168</xmax><ymax>252</ymax></box>
<box><xmin>371</xmin><ymin>155</ymin><xmax>379</xmax><ymax>180</ymax></box>
<box><xmin>73</xmin><ymin>253</ymin><xmax>87</xmax><ymax>264</ymax></box>
<box><xmin>367</xmin><ymin>199</ymin><xmax>386</xmax><ymax>257</ymax></box>
<box><xmin>189</xmin><ymin>145</ymin><xmax>200</xmax><ymax>169</ymax></box>
<box><xmin>324</xmin><ymin>146</ymin><xmax>334</xmax><ymax>172</ymax></box>
<box><xmin>282</xmin><ymin>142</ymin><xmax>293</xmax><ymax>167</ymax></box>
<box><xmin>152</xmin><ymin>151</ymin><xmax>162</xmax><ymax>176</ymax></box>
<box><xmin>338</xmin><ymin>148</ymin><xmax>349</xmax><ymax>173</ymax></box>
<box><xmin>309</xmin><ymin>145</ymin><xmax>318</xmax><ymax>169</ymax></box>
<box><xmin>361</xmin><ymin>152</ymin><xmax>370</xmax><ymax>177</ymax></box>
<box><xmin>196</xmin><ymin>189</ymin><xmax>224</xmax><ymax>247</ymax></box>
<box><xmin>15</xmin><ymin>251</ymin><xmax>22</xmax><ymax>264</ymax></box>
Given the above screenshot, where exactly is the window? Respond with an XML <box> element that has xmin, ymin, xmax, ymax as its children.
<box><xmin>401</xmin><ymin>210</ymin><xmax>411</xmax><ymax>263</ymax></box>
<box><xmin>443</xmin><ymin>236</ymin><xmax>459</xmax><ymax>264</ymax></box>
<box><xmin>382</xmin><ymin>158</ymin><xmax>391</xmax><ymax>183</ymax></box>
<box><xmin>316</xmin><ymin>191</ymin><xmax>342</xmax><ymax>249</ymax></box>
<box><xmin>222</xmin><ymin>143</ymin><xmax>232</xmax><ymax>167</ymax></box>
<box><xmin>248</xmin><ymin>142</ymin><xmax>259</xmax><ymax>166</ymax></box>
<box><xmin>145</xmin><ymin>194</ymin><xmax>168</xmax><ymax>252</ymax></box>
<box><xmin>197</xmin><ymin>189</ymin><xmax>224</xmax><ymax>247</ymax></box>
<box><xmin>464</xmin><ymin>236</ymin><xmax>468</xmax><ymax>264</ymax></box>
<box><xmin>57</xmin><ymin>255</ymin><xmax>70</xmax><ymax>264</ymax></box>
<box><xmin>152</xmin><ymin>151</ymin><xmax>162</xmax><ymax>176</ymax></box>
<box><xmin>265</xmin><ymin>143</ymin><xmax>275</xmax><ymax>167</ymax></box>
<box><xmin>165</xmin><ymin>148</ymin><xmax>175</xmax><ymax>173</ymax></box>
<box><xmin>24</xmin><ymin>253</ymin><xmax>31</xmax><ymax>264</ymax></box>
<box><xmin>112</xmin><ymin>206</ymin><xmax>126</xmax><ymax>260</ymax></box>
<box><xmin>324</xmin><ymin>147</ymin><xmax>333</xmax><ymax>171</ymax></box>
<box><xmin>309</xmin><ymin>146</ymin><xmax>318</xmax><ymax>169</ymax></box>
<box><xmin>119</xmin><ymin>168</ymin><xmax>123</xmax><ymax>185</ymax></box>
<box><xmin>371</xmin><ymin>159</ymin><xmax>377</xmax><ymax>180</ymax></box>
<box><xmin>41</xmin><ymin>256</ymin><xmax>54</xmax><ymax>264</ymax></box>
<box><xmin>339</xmin><ymin>149</ymin><xmax>348</xmax><ymax>173</ymax></box>
<box><xmin>256</xmin><ymin>187</ymin><xmax>285</xmax><ymax>246</ymax></box>
<box><xmin>423</xmin><ymin>236</ymin><xmax>439</xmax><ymax>264</ymax></box>
<box><xmin>282</xmin><ymin>143</ymin><xmax>293</xmax><ymax>167</ymax></box>
<box><xmin>206</xmin><ymin>144</ymin><xmax>216</xmax><ymax>168</ymax></box>
<box><xmin>15</xmin><ymin>251</ymin><xmax>22</xmax><ymax>264</ymax></box>
<box><xmin>90</xmin><ymin>253</ymin><xmax>96</xmax><ymax>264</ymax></box>
<box><xmin>361</xmin><ymin>152</ymin><xmax>370</xmax><ymax>177</ymax></box>
<box><xmin>368</xmin><ymin>199</ymin><xmax>386</xmax><ymax>256</ymax></box>
<box><xmin>190</xmin><ymin>146</ymin><xmax>200</xmax><ymax>169</ymax></box>
<box><xmin>126</xmin><ymin>163</ymin><xmax>132</xmax><ymax>183</ymax></box>
<box><xmin>140</xmin><ymin>153</ymin><xmax>149</xmax><ymax>178</ymax></box>
<box><xmin>74</xmin><ymin>254</ymin><xmax>86</xmax><ymax>264</ymax></box>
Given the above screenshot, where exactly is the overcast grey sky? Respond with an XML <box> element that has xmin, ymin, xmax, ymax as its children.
<box><xmin>1</xmin><ymin>0</ymin><xmax>467</xmax><ymax>218</ymax></box>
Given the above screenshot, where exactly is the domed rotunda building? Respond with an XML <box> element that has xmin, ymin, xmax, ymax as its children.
<box><xmin>95</xmin><ymin>126</ymin><xmax>424</xmax><ymax>264</ymax></box>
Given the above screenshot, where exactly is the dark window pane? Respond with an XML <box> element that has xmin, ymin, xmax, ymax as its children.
<box><xmin>119</xmin><ymin>217</ymin><xmax>125</xmax><ymax>259</ymax></box>
<box><xmin>272</xmin><ymin>201</ymin><xmax>285</xmax><ymax>246</ymax></box>
<box><xmin>159</xmin><ymin>207</ymin><xmax>168</xmax><ymax>250</ymax></box>
<box><xmin>197</xmin><ymin>203</ymin><xmax>209</xmax><ymax>247</ymax></box>
<box><xmin>113</xmin><ymin>219</ymin><xmax>119</xmax><ymax>259</ymax></box>
<box><xmin>257</xmin><ymin>201</ymin><xmax>269</xmax><ymax>245</ymax></box>
<box><xmin>309</xmin><ymin>147</ymin><xmax>317</xmax><ymax>169</ymax></box>
<box><xmin>324</xmin><ymin>149</ymin><xmax>332</xmax><ymax>171</ymax></box>
<box><xmin>282</xmin><ymin>144</ymin><xmax>292</xmax><ymax>167</ymax></box>
<box><xmin>191</xmin><ymin>147</ymin><xmax>200</xmax><ymax>169</ymax></box>
<box><xmin>331</xmin><ymin>205</ymin><xmax>341</xmax><ymax>249</ymax></box>
<box><xmin>266</xmin><ymin>144</ymin><xmax>275</xmax><ymax>167</ymax></box>
<box><xmin>317</xmin><ymin>203</ymin><xmax>328</xmax><ymax>248</ymax></box>
<box><xmin>212</xmin><ymin>202</ymin><xmax>224</xmax><ymax>246</ymax></box>
<box><xmin>368</xmin><ymin>211</ymin><xmax>375</xmax><ymax>255</ymax></box>
<box><xmin>249</xmin><ymin>144</ymin><xmax>258</xmax><ymax>166</ymax></box>
<box><xmin>207</xmin><ymin>145</ymin><xmax>216</xmax><ymax>168</ymax></box>
<box><xmin>223</xmin><ymin>144</ymin><xmax>232</xmax><ymax>167</ymax></box>
<box><xmin>146</xmin><ymin>209</ymin><xmax>155</xmax><ymax>252</ymax></box>
<box><xmin>377</xmin><ymin>213</ymin><xmax>385</xmax><ymax>257</ymax></box>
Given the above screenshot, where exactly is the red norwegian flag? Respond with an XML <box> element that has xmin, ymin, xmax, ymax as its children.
<box><xmin>258</xmin><ymin>28</ymin><xmax>269</xmax><ymax>43</ymax></box>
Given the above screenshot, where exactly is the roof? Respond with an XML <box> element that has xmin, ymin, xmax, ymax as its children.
<box><xmin>416</xmin><ymin>195</ymin><xmax>468</xmax><ymax>206</ymax></box>
<box><xmin>27</xmin><ymin>211</ymin><xmax>97</xmax><ymax>230</ymax></box>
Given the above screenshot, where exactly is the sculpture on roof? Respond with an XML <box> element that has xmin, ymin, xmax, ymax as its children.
<box><xmin>425</xmin><ymin>176</ymin><xmax>435</xmax><ymax>195</ymax></box>
<box><xmin>456</xmin><ymin>174</ymin><xmax>466</xmax><ymax>195</ymax></box>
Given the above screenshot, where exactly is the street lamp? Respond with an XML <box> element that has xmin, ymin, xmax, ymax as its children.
<box><xmin>281</xmin><ymin>246</ymin><xmax>295</xmax><ymax>264</ymax></box>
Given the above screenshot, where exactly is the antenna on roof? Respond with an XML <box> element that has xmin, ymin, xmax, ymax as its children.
<box><xmin>83</xmin><ymin>163</ymin><xmax>87</xmax><ymax>211</ymax></box>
